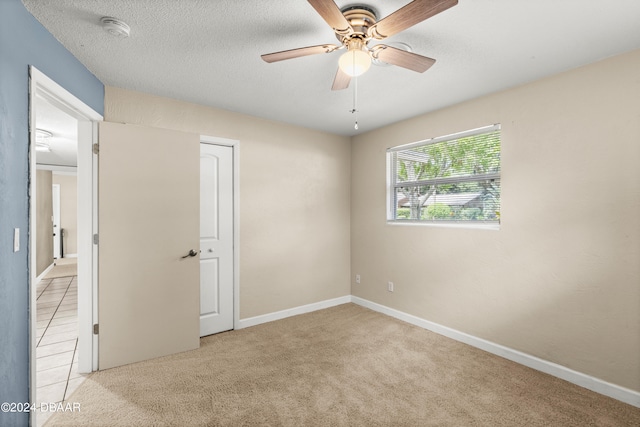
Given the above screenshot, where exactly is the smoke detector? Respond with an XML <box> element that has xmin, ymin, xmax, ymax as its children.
<box><xmin>100</xmin><ymin>17</ymin><xmax>130</xmax><ymax>38</ymax></box>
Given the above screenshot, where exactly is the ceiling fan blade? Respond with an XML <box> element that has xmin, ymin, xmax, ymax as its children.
<box><xmin>372</xmin><ymin>45</ymin><xmax>436</xmax><ymax>73</ymax></box>
<box><xmin>368</xmin><ymin>0</ymin><xmax>458</xmax><ymax>40</ymax></box>
<box><xmin>261</xmin><ymin>44</ymin><xmax>340</xmax><ymax>63</ymax></box>
<box><xmin>331</xmin><ymin>67</ymin><xmax>351</xmax><ymax>91</ymax></box>
<box><xmin>308</xmin><ymin>0</ymin><xmax>353</xmax><ymax>35</ymax></box>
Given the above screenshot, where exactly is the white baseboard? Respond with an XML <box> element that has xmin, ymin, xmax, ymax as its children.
<box><xmin>63</xmin><ymin>253</ymin><xmax>78</xmax><ymax>258</ymax></box>
<box><xmin>351</xmin><ymin>296</ymin><xmax>640</xmax><ymax>408</ymax></box>
<box><xmin>35</xmin><ymin>263</ymin><xmax>55</xmax><ymax>283</ymax></box>
<box><xmin>233</xmin><ymin>294</ymin><xmax>639</xmax><ymax>408</ymax></box>
<box><xmin>237</xmin><ymin>295</ymin><xmax>351</xmax><ymax>329</ymax></box>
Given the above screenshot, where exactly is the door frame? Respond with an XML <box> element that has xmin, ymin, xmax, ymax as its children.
<box><xmin>28</xmin><ymin>67</ymin><xmax>103</xmax><ymax>408</ymax></box>
<box><xmin>52</xmin><ymin>184</ymin><xmax>61</xmax><ymax>259</ymax></box>
<box><xmin>200</xmin><ymin>135</ymin><xmax>240</xmax><ymax>330</ymax></box>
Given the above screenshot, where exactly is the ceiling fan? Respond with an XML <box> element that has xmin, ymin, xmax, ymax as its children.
<box><xmin>261</xmin><ymin>0</ymin><xmax>458</xmax><ymax>90</ymax></box>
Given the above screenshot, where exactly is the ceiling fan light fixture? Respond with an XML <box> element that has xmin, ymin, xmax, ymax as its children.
<box><xmin>35</xmin><ymin>128</ymin><xmax>53</xmax><ymax>152</ymax></box>
<box><xmin>338</xmin><ymin>40</ymin><xmax>371</xmax><ymax>77</ymax></box>
<box><xmin>261</xmin><ymin>0</ymin><xmax>458</xmax><ymax>91</ymax></box>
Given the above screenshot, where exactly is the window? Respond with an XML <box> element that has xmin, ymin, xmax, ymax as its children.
<box><xmin>387</xmin><ymin>124</ymin><xmax>501</xmax><ymax>226</ymax></box>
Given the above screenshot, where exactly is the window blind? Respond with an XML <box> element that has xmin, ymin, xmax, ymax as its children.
<box><xmin>388</xmin><ymin>125</ymin><xmax>501</xmax><ymax>223</ymax></box>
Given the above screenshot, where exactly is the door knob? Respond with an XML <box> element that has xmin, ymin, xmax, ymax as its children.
<box><xmin>181</xmin><ymin>249</ymin><xmax>199</xmax><ymax>259</ymax></box>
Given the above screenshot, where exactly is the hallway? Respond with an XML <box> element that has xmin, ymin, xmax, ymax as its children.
<box><xmin>35</xmin><ymin>262</ymin><xmax>88</xmax><ymax>426</ymax></box>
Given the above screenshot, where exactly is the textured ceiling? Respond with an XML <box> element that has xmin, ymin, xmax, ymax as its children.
<box><xmin>23</xmin><ymin>0</ymin><xmax>640</xmax><ymax>136</ymax></box>
<box><xmin>35</xmin><ymin>96</ymin><xmax>78</xmax><ymax>168</ymax></box>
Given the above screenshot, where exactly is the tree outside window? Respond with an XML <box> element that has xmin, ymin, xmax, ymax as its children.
<box><xmin>388</xmin><ymin>125</ymin><xmax>501</xmax><ymax>224</ymax></box>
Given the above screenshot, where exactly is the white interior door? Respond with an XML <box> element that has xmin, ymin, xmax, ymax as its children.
<box><xmin>52</xmin><ymin>184</ymin><xmax>61</xmax><ymax>259</ymax></box>
<box><xmin>200</xmin><ymin>143</ymin><xmax>234</xmax><ymax>336</ymax></box>
<box><xmin>98</xmin><ymin>122</ymin><xmax>200</xmax><ymax>370</ymax></box>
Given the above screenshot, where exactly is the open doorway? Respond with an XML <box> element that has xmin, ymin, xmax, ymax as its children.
<box><xmin>29</xmin><ymin>67</ymin><xmax>102</xmax><ymax>426</ymax></box>
<box><xmin>34</xmin><ymin>135</ymin><xmax>83</xmax><ymax>427</ymax></box>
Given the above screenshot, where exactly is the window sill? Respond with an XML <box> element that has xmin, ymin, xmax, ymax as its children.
<box><xmin>386</xmin><ymin>220</ymin><xmax>500</xmax><ymax>231</ymax></box>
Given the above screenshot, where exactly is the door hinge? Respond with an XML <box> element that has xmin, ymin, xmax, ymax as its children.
<box><xmin>93</xmin><ymin>324</ymin><xmax>99</xmax><ymax>335</ymax></box>
<box><xmin>93</xmin><ymin>143</ymin><xmax>99</xmax><ymax>155</ymax></box>
<box><xmin>93</xmin><ymin>234</ymin><xmax>99</xmax><ymax>245</ymax></box>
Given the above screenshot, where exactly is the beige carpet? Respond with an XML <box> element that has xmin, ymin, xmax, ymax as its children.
<box><xmin>43</xmin><ymin>260</ymin><xmax>77</xmax><ymax>279</ymax></box>
<box><xmin>46</xmin><ymin>304</ymin><xmax>639</xmax><ymax>426</ymax></box>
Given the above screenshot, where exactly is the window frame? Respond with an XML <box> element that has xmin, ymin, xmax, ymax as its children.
<box><xmin>386</xmin><ymin>124</ymin><xmax>501</xmax><ymax>229</ymax></box>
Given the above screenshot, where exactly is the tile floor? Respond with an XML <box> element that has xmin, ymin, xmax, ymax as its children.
<box><xmin>35</xmin><ymin>271</ymin><xmax>88</xmax><ymax>426</ymax></box>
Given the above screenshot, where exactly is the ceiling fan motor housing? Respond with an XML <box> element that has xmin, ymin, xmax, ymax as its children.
<box><xmin>337</xmin><ymin>6</ymin><xmax>378</xmax><ymax>44</ymax></box>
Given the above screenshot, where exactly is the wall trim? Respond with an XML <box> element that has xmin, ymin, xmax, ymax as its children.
<box><xmin>233</xmin><ymin>295</ymin><xmax>639</xmax><ymax>407</ymax></box>
<box><xmin>351</xmin><ymin>296</ymin><xmax>640</xmax><ymax>408</ymax></box>
<box><xmin>237</xmin><ymin>295</ymin><xmax>352</xmax><ymax>329</ymax></box>
<box><xmin>37</xmin><ymin>164</ymin><xmax>78</xmax><ymax>173</ymax></box>
<box><xmin>35</xmin><ymin>263</ymin><xmax>55</xmax><ymax>283</ymax></box>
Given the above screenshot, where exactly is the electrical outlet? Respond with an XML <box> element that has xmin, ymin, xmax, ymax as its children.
<box><xmin>355</xmin><ymin>274</ymin><xmax>361</xmax><ymax>284</ymax></box>
<box><xmin>388</xmin><ymin>281</ymin><xmax>394</xmax><ymax>292</ymax></box>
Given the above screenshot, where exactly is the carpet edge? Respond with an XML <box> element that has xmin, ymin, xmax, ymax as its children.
<box><xmin>351</xmin><ymin>295</ymin><xmax>640</xmax><ymax>408</ymax></box>
<box><xmin>237</xmin><ymin>295</ymin><xmax>352</xmax><ymax>329</ymax></box>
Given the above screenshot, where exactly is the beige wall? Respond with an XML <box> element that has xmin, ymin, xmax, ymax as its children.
<box><xmin>52</xmin><ymin>173</ymin><xmax>77</xmax><ymax>256</ymax></box>
<box><xmin>103</xmin><ymin>50</ymin><xmax>638</xmax><ymax>392</ymax></box>
<box><xmin>36</xmin><ymin>170</ymin><xmax>53</xmax><ymax>276</ymax></box>
<box><xmin>104</xmin><ymin>87</ymin><xmax>352</xmax><ymax>319</ymax></box>
<box><xmin>351</xmin><ymin>49</ymin><xmax>640</xmax><ymax>391</ymax></box>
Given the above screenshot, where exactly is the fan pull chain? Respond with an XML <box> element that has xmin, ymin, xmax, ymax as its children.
<box><xmin>350</xmin><ymin>50</ymin><xmax>359</xmax><ymax>130</ymax></box>
<box><xmin>351</xmin><ymin>77</ymin><xmax>358</xmax><ymax>130</ymax></box>
<box><xmin>352</xmin><ymin>75</ymin><xmax>359</xmax><ymax>130</ymax></box>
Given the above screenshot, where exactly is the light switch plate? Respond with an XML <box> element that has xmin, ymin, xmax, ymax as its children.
<box><xmin>14</xmin><ymin>228</ymin><xmax>20</xmax><ymax>252</ymax></box>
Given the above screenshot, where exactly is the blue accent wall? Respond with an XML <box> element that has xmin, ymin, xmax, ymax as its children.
<box><xmin>0</xmin><ymin>0</ymin><xmax>103</xmax><ymax>425</ymax></box>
